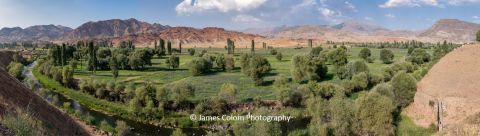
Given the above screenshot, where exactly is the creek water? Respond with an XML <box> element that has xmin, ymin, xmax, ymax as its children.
<box><xmin>23</xmin><ymin>61</ymin><xmax>207</xmax><ymax>136</ymax></box>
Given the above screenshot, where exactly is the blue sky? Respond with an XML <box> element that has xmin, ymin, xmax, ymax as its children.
<box><xmin>0</xmin><ymin>0</ymin><xmax>479</xmax><ymax>30</ymax></box>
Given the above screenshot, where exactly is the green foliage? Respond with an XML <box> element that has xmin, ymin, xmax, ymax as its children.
<box><xmin>218</xmin><ymin>83</ymin><xmax>237</xmax><ymax>103</ymax></box>
<box><xmin>391</xmin><ymin>71</ymin><xmax>417</xmax><ymax>108</ymax></box>
<box><xmin>0</xmin><ymin>108</ymin><xmax>44</xmax><ymax>136</ymax></box>
<box><xmin>269</xmin><ymin>49</ymin><xmax>278</xmax><ymax>55</ymax></box>
<box><xmin>187</xmin><ymin>48</ymin><xmax>195</xmax><ymax>56</ymax></box>
<box><xmin>330</xmin><ymin>96</ymin><xmax>354</xmax><ymax>136</ymax></box>
<box><xmin>215</xmin><ymin>54</ymin><xmax>226</xmax><ymax>70</ymax></box>
<box><xmin>371</xmin><ymin>83</ymin><xmax>395</xmax><ymax>100</ymax></box>
<box><xmin>109</xmin><ymin>56</ymin><xmax>119</xmax><ymax>79</ymax></box>
<box><xmin>166</xmin><ymin>55</ymin><xmax>180</xmax><ymax>69</ymax></box>
<box><xmin>291</xmin><ymin>54</ymin><xmax>328</xmax><ymax>82</ymax></box>
<box><xmin>358</xmin><ymin>48</ymin><xmax>371</xmax><ymax>60</ymax></box>
<box><xmin>328</xmin><ymin>47</ymin><xmax>348</xmax><ymax>68</ymax></box>
<box><xmin>310</xmin><ymin>46</ymin><xmax>323</xmax><ymax>57</ymax></box>
<box><xmin>351</xmin><ymin>72</ymin><xmax>369</xmax><ymax>91</ymax></box>
<box><xmin>341</xmin><ymin>60</ymin><xmax>369</xmax><ymax>79</ymax></box>
<box><xmin>380</xmin><ymin>49</ymin><xmax>394</xmax><ymax>64</ymax></box>
<box><xmin>354</xmin><ymin>92</ymin><xmax>395</xmax><ymax>136</ymax></box>
<box><xmin>188</xmin><ymin>57</ymin><xmax>212</xmax><ymax>76</ymax></box>
<box><xmin>276</xmin><ymin>52</ymin><xmax>283</xmax><ymax>61</ymax></box>
<box><xmin>7</xmin><ymin>62</ymin><xmax>24</xmax><ymax>80</ymax></box>
<box><xmin>477</xmin><ymin>30</ymin><xmax>480</xmax><ymax>42</ymax></box>
<box><xmin>62</xmin><ymin>66</ymin><xmax>74</xmax><ymax>87</ymax></box>
<box><xmin>240</xmin><ymin>54</ymin><xmax>271</xmax><ymax>86</ymax></box>
<box><xmin>170</xmin><ymin>81</ymin><xmax>195</xmax><ymax>108</ymax></box>
<box><xmin>115</xmin><ymin>120</ymin><xmax>131</xmax><ymax>136</ymax></box>
<box><xmin>407</xmin><ymin>48</ymin><xmax>431</xmax><ymax>65</ymax></box>
<box><xmin>99</xmin><ymin>120</ymin><xmax>115</xmax><ymax>133</ymax></box>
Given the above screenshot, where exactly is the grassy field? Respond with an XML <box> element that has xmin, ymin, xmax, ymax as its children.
<box><xmin>73</xmin><ymin>47</ymin><xmax>418</xmax><ymax>101</ymax></box>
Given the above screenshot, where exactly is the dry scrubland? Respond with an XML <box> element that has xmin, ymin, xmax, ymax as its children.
<box><xmin>406</xmin><ymin>44</ymin><xmax>480</xmax><ymax>135</ymax></box>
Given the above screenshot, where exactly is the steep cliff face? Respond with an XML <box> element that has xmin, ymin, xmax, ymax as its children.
<box><xmin>419</xmin><ymin>19</ymin><xmax>480</xmax><ymax>42</ymax></box>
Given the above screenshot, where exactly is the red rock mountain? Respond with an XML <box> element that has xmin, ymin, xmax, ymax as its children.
<box><xmin>419</xmin><ymin>19</ymin><xmax>480</xmax><ymax>42</ymax></box>
<box><xmin>0</xmin><ymin>25</ymin><xmax>72</xmax><ymax>42</ymax></box>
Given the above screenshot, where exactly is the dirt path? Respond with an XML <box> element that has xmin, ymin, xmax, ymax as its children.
<box><xmin>405</xmin><ymin>44</ymin><xmax>480</xmax><ymax>135</ymax></box>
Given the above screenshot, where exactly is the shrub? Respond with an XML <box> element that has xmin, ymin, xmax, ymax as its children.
<box><xmin>354</xmin><ymin>92</ymin><xmax>395</xmax><ymax>136</ymax></box>
<box><xmin>171</xmin><ymin>81</ymin><xmax>195</xmax><ymax>108</ymax></box>
<box><xmin>477</xmin><ymin>30</ymin><xmax>480</xmax><ymax>42</ymax></box>
<box><xmin>188</xmin><ymin>57</ymin><xmax>212</xmax><ymax>76</ymax></box>
<box><xmin>341</xmin><ymin>60</ymin><xmax>369</xmax><ymax>79</ymax></box>
<box><xmin>218</xmin><ymin>83</ymin><xmax>237</xmax><ymax>103</ymax></box>
<box><xmin>310</xmin><ymin>46</ymin><xmax>323</xmax><ymax>57</ymax></box>
<box><xmin>314</xmin><ymin>82</ymin><xmax>344</xmax><ymax>99</ymax></box>
<box><xmin>351</xmin><ymin>72</ymin><xmax>369</xmax><ymax>91</ymax></box>
<box><xmin>407</xmin><ymin>48</ymin><xmax>430</xmax><ymax>65</ymax></box>
<box><xmin>291</xmin><ymin>55</ymin><xmax>328</xmax><ymax>82</ymax></box>
<box><xmin>391</xmin><ymin>71</ymin><xmax>417</xmax><ymax>108</ymax></box>
<box><xmin>187</xmin><ymin>48</ymin><xmax>195</xmax><ymax>56</ymax></box>
<box><xmin>276</xmin><ymin>52</ymin><xmax>283</xmax><ymax>61</ymax></box>
<box><xmin>359</xmin><ymin>48</ymin><xmax>371</xmax><ymax>60</ymax></box>
<box><xmin>99</xmin><ymin>120</ymin><xmax>114</xmax><ymax>133</ymax></box>
<box><xmin>328</xmin><ymin>47</ymin><xmax>348</xmax><ymax>67</ymax></box>
<box><xmin>166</xmin><ymin>55</ymin><xmax>180</xmax><ymax>69</ymax></box>
<box><xmin>380</xmin><ymin>49</ymin><xmax>394</xmax><ymax>64</ymax></box>
<box><xmin>269</xmin><ymin>49</ymin><xmax>278</xmax><ymax>55</ymax></box>
<box><xmin>240</xmin><ymin>54</ymin><xmax>271</xmax><ymax>86</ymax></box>
<box><xmin>215</xmin><ymin>54</ymin><xmax>226</xmax><ymax>70</ymax></box>
<box><xmin>115</xmin><ymin>120</ymin><xmax>131</xmax><ymax>136</ymax></box>
<box><xmin>329</xmin><ymin>96</ymin><xmax>354</xmax><ymax>136</ymax></box>
<box><xmin>371</xmin><ymin>83</ymin><xmax>394</xmax><ymax>100</ymax></box>
<box><xmin>7</xmin><ymin>62</ymin><xmax>24</xmax><ymax>80</ymax></box>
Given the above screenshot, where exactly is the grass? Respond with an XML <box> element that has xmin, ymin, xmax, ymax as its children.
<box><xmin>396</xmin><ymin>114</ymin><xmax>437</xmax><ymax>136</ymax></box>
<box><xmin>72</xmin><ymin>47</ymin><xmax>418</xmax><ymax>101</ymax></box>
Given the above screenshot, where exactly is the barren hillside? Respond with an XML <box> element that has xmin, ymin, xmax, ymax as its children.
<box><xmin>406</xmin><ymin>44</ymin><xmax>480</xmax><ymax>135</ymax></box>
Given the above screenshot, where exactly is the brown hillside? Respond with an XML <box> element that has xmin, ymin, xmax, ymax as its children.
<box><xmin>0</xmin><ymin>52</ymin><xmax>89</xmax><ymax>135</ymax></box>
<box><xmin>405</xmin><ymin>44</ymin><xmax>480</xmax><ymax>135</ymax></box>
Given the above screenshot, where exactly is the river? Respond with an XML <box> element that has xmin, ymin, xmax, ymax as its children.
<box><xmin>23</xmin><ymin>61</ymin><xmax>207</xmax><ymax>136</ymax></box>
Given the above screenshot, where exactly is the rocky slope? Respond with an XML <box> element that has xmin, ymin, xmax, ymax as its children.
<box><xmin>0</xmin><ymin>25</ymin><xmax>72</xmax><ymax>42</ymax></box>
<box><xmin>419</xmin><ymin>19</ymin><xmax>480</xmax><ymax>42</ymax></box>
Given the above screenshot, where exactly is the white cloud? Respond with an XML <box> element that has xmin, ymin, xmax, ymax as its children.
<box><xmin>364</xmin><ymin>17</ymin><xmax>373</xmax><ymax>21</ymax></box>
<box><xmin>344</xmin><ymin>1</ymin><xmax>357</xmax><ymax>12</ymax></box>
<box><xmin>379</xmin><ymin>0</ymin><xmax>440</xmax><ymax>8</ymax></box>
<box><xmin>318</xmin><ymin>7</ymin><xmax>335</xmax><ymax>17</ymax></box>
<box><xmin>176</xmin><ymin>0</ymin><xmax>269</xmax><ymax>15</ymax></box>
<box><xmin>385</xmin><ymin>13</ymin><xmax>396</xmax><ymax>18</ymax></box>
<box><xmin>473</xmin><ymin>16</ymin><xmax>480</xmax><ymax>19</ymax></box>
<box><xmin>447</xmin><ymin>0</ymin><xmax>480</xmax><ymax>5</ymax></box>
<box><xmin>232</xmin><ymin>14</ymin><xmax>261</xmax><ymax>23</ymax></box>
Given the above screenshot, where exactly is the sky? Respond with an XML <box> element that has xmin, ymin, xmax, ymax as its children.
<box><xmin>0</xmin><ymin>0</ymin><xmax>479</xmax><ymax>31</ymax></box>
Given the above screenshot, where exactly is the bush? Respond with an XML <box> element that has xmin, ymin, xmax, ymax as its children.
<box><xmin>380</xmin><ymin>49</ymin><xmax>394</xmax><ymax>64</ymax></box>
<box><xmin>187</xmin><ymin>48</ymin><xmax>195</xmax><ymax>56</ymax></box>
<box><xmin>218</xmin><ymin>83</ymin><xmax>237</xmax><ymax>103</ymax></box>
<box><xmin>215</xmin><ymin>54</ymin><xmax>226</xmax><ymax>70</ymax></box>
<box><xmin>328</xmin><ymin>48</ymin><xmax>348</xmax><ymax>67</ymax></box>
<box><xmin>341</xmin><ymin>60</ymin><xmax>369</xmax><ymax>79</ymax></box>
<box><xmin>407</xmin><ymin>48</ymin><xmax>430</xmax><ymax>65</ymax></box>
<box><xmin>7</xmin><ymin>62</ymin><xmax>24</xmax><ymax>80</ymax></box>
<box><xmin>310</xmin><ymin>47</ymin><xmax>323</xmax><ymax>57</ymax></box>
<box><xmin>276</xmin><ymin>52</ymin><xmax>283</xmax><ymax>61</ymax></box>
<box><xmin>188</xmin><ymin>57</ymin><xmax>212</xmax><ymax>76</ymax></box>
<box><xmin>240</xmin><ymin>54</ymin><xmax>271</xmax><ymax>86</ymax></box>
<box><xmin>371</xmin><ymin>83</ymin><xmax>394</xmax><ymax>100</ymax></box>
<box><xmin>477</xmin><ymin>30</ymin><xmax>480</xmax><ymax>42</ymax></box>
<box><xmin>391</xmin><ymin>71</ymin><xmax>417</xmax><ymax>108</ymax></box>
<box><xmin>314</xmin><ymin>82</ymin><xmax>344</xmax><ymax>99</ymax></box>
<box><xmin>269</xmin><ymin>49</ymin><xmax>278</xmax><ymax>55</ymax></box>
<box><xmin>354</xmin><ymin>92</ymin><xmax>395</xmax><ymax>136</ymax></box>
<box><xmin>171</xmin><ymin>81</ymin><xmax>195</xmax><ymax>108</ymax></box>
<box><xmin>351</xmin><ymin>72</ymin><xmax>369</xmax><ymax>91</ymax></box>
<box><xmin>359</xmin><ymin>48</ymin><xmax>371</xmax><ymax>60</ymax></box>
<box><xmin>99</xmin><ymin>120</ymin><xmax>114</xmax><ymax>133</ymax></box>
<box><xmin>166</xmin><ymin>55</ymin><xmax>180</xmax><ymax>69</ymax></box>
<box><xmin>115</xmin><ymin>120</ymin><xmax>131</xmax><ymax>136</ymax></box>
<box><xmin>291</xmin><ymin>55</ymin><xmax>328</xmax><ymax>82</ymax></box>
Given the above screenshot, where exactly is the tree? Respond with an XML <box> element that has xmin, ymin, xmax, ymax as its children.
<box><xmin>62</xmin><ymin>66</ymin><xmax>74</xmax><ymax>87</ymax></box>
<box><xmin>351</xmin><ymin>72</ymin><xmax>369</xmax><ymax>91</ymax></box>
<box><xmin>215</xmin><ymin>54</ymin><xmax>226</xmax><ymax>70</ymax></box>
<box><xmin>330</xmin><ymin>96</ymin><xmax>354</xmax><ymax>136</ymax></box>
<box><xmin>358</xmin><ymin>48</ymin><xmax>371</xmax><ymax>60</ymax></box>
<box><xmin>240</xmin><ymin>54</ymin><xmax>271</xmax><ymax>86</ymax></box>
<box><xmin>187</xmin><ymin>48</ymin><xmax>195</xmax><ymax>56</ymax></box>
<box><xmin>167</xmin><ymin>41</ymin><xmax>172</xmax><ymax>55</ymax></box>
<box><xmin>87</xmin><ymin>41</ymin><xmax>97</xmax><ymax>75</ymax></box>
<box><xmin>308</xmin><ymin>39</ymin><xmax>313</xmax><ymax>48</ymax></box>
<box><xmin>310</xmin><ymin>46</ymin><xmax>323</xmax><ymax>57</ymax></box>
<box><xmin>276</xmin><ymin>52</ymin><xmax>283</xmax><ymax>61</ymax></box>
<box><xmin>218</xmin><ymin>83</ymin><xmax>237</xmax><ymax>103</ymax></box>
<box><xmin>407</xmin><ymin>48</ymin><xmax>430</xmax><ymax>65</ymax></box>
<box><xmin>109</xmin><ymin>56</ymin><xmax>119</xmax><ymax>79</ymax></box>
<box><xmin>477</xmin><ymin>30</ymin><xmax>480</xmax><ymax>42</ymax></box>
<box><xmin>354</xmin><ymin>92</ymin><xmax>395</xmax><ymax>136</ymax></box>
<box><xmin>69</xmin><ymin>59</ymin><xmax>77</xmax><ymax>73</ymax></box>
<box><xmin>380</xmin><ymin>49</ymin><xmax>394</xmax><ymax>64</ymax></box>
<box><xmin>166</xmin><ymin>55</ymin><xmax>180</xmax><ymax>69</ymax></box>
<box><xmin>341</xmin><ymin>60</ymin><xmax>369</xmax><ymax>80</ymax></box>
<box><xmin>115</xmin><ymin>120</ymin><xmax>131</xmax><ymax>136</ymax></box>
<box><xmin>291</xmin><ymin>54</ymin><xmax>328</xmax><ymax>82</ymax></box>
<box><xmin>269</xmin><ymin>49</ymin><xmax>278</xmax><ymax>55</ymax></box>
<box><xmin>225</xmin><ymin>55</ymin><xmax>235</xmax><ymax>72</ymax></box>
<box><xmin>178</xmin><ymin>42</ymin><xmax>182</xmax><ymax>53</ymax></box>
<box><xmin>188</xmin><ymin>57</ymin><xmax>212</xmax><ymax>76</ymax></box>
<box><xmin>391</xmin><ymin>71</ymin><xmax>417</xmax><ymax>108</ymax></box>
<box><xmin>328</xmin><ymin>47</ymin><xmax>348</xmax><ymax>68</ymax></box>
<box><xmin>251</xmin><ymin>40</ymin><xmax>255</xmax><ymax>53</ymax></box>
<box><xmin>171</xmin><ymin>81</ymin><xmax>195</xmax><ymax>108</ymax></box>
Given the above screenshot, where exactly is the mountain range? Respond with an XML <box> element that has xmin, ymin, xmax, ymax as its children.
<box><xmin>0</xmin><ymin>18</ymin><xmax>479</xmax><ymax>47</ymax></box>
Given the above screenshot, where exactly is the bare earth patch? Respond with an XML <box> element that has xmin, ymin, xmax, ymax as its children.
<box><xmin>405</xmin><ymin>44</ymin><xmax>480</xmax><ymax>135</ymax></box>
